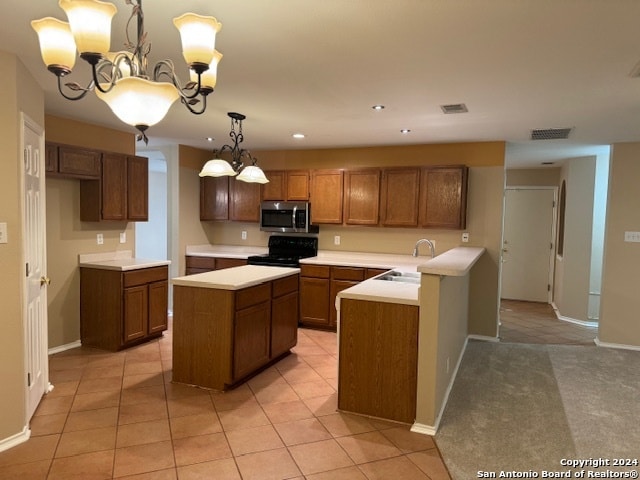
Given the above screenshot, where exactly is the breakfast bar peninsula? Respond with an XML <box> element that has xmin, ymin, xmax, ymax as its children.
<box><xmin>171</xmin><ymin>265</ymin><xmax>300</xmax><ymax>391</ymax></box>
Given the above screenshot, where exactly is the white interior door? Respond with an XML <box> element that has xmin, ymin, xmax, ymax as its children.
<box><xmin>501</xmin><ymin>188</ymin><xmax>556</xmax><ymax>303</ymax></box>
<box><xmin>22</xmin><ymin>114</ymin><xmax>49</xmax><ymax>420</ymax></box>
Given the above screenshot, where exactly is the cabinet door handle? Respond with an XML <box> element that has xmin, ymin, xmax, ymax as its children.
<box><xmin>40</xmin><ymin>276</ymin><xmax>51</xmax><ymax>286</ymax></box>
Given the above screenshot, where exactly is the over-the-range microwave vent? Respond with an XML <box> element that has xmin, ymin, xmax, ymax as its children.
<box><xmin>440</xmin><ymin>103</ymin><xmax>468</xmax><ymax>114</ymax></box>
<box><xmin>530</xmin><ymin>127</ymin><xmax>572</xmax><ymax>140</ymax></box>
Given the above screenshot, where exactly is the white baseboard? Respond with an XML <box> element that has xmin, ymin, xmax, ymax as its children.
<box><xmin>48</xmin><ymin>340</ymin><xmax>81</xmax><ymax>355</ymax></box>
<box><xmin>468</xmin><ymin>334</ymin><xmax>500</xmax><ymax>342</ymax></box>
<box><xmin>411</xmin><ymin>422</ymin><xmax>437</xmax><ymax>436</ymax></box>
<box><xmin>0</xmin><ymin>427</ymin><xmax>30</xmax><ymax>453</ymax></box>
<box><xmin>594</xmin><ymin>338</ymin><xmax>640</xmax><ymax>351</ymax></box>
<box><xmin>551</xmin><ymin>302</ymin><xmax>598</xmax><ymax>328</ymax></box>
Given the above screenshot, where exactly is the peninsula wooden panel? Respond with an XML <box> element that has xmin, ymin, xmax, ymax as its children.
<box><xmin>338</xmin><ymin>298</ymin><xmax>419</xmax><ymax>423</ymax></box>
<box><xmin>310</xmin><ymin>170</ymin><xmax>343</xmax><ymax>224</ymax></box>
<box><xmin>344</xmin><ymin>169</ymin><xmax>380</xmax><ymax>225</ymax></box>
<box><xmin>380</xmin><ymin>168</ymin><xmax>420</xmax><ymax>227</ymax></box>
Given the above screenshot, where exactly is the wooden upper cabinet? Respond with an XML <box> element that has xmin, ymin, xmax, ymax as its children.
<box><xmin>310</xmin><ymin>170</ymin><xmax>344</xmax><ymax>224</ymax></box>
<box><xmin>261</xmin><ymin>171</ymin><xmax>286</xmax><ymax>201</ymax></box>
<box><xmin>419</xmin><ymin>165</ymin><xmax>468</xmax><ymax>229</ymax></box>
<box><xmin>230</xmin><ymin>180</ymin><xmax>260</xmax><ymax>222</ymax></box>
<box><xmin>200</xmin><ymin>176</ymin><xmax>229</xmax><ymax>221</ymax></box>
<box><xmin>46</xmin><ymin>143</ymin><xmax>101</xmax><ymax>179</ymax></box>
<box><xmin>343</xmin><ymin>169</ymin><xmax>380</xmax><ymax>225</ymax></box>
<box><xmin>100</xmin><ymin>153</ymin><xmax>128</xmax><ymax>221</ymax></box>
<box><xmin>261</xmin><ymin>170</ymin><xmax>309</xmax><ymax>201</ymax></box>
<box><xmin>380</xmin><ymin>168</ymin><xmax>420</xmax><ymax>227</ymax></box>
<box><xmin>127</xmin><ymin>155</ymin><xmax>148</xmax><ymax>221</ymax></box>
<box><xmin>286</xmin><ymin>170</ymin><xmax>309</xmax><ymax>200</ymax></box>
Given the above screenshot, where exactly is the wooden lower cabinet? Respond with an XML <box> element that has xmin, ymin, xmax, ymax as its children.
<box><xmin>338</xmin><ymin>298</ymin><xmax>419</xmax><ymax>423</ymax></box>
<box><xmin>184</xmin><ymin>255</ymin><xmax>248</xmax><ymax>275</ymax></box>
<box><xmin>300</xmin><ymin>264</ymin><xmax>391</xmax><ymax>330</ymax></box>
<box><xmin>172</xmin><ymin>273</ymin><xmax>299</xmax><ymax>390</ymax></box>
<box><xmin>80</xmin><ymin>266</ymin><xmax>168</xmax><ymax>351</ymax></box>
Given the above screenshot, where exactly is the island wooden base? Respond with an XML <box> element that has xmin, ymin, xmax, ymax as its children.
<box><xmin>172</xmin><ymin>274</ymin><xmax>299</xmax><ymax>391</ymax></box>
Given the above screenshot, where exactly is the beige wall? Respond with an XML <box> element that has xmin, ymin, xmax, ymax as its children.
<box><xmin>0</xmin><ymin>51</ymin><xmax>44</xmax><ymax>444</ymax></box>
<box><xmin>184</xmin><ymin>142</ymin><xmax>505</xmax><ymax>336</ymax></box>
<box><xmin>553</xmin><ymin>157</ymin><xmax>596</xmax><ymax>322</ymax></box>
<box><xmin>506</xmin><ymin>167</ymin><xmax>561</xmax><ymax>186</ymax></box>
<box><xmin>599</xmin><ymin>143</ymin><xmax>640</xmax><ymax>346</ymax></box>
<box><xmin>45</xmin><ymin>116</ymin><xmax>137</xmax><ymax>348</ymax></box>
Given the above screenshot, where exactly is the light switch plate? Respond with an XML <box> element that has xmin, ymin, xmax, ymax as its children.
<box><xmin>0</xmin><ymin>222</ymin><xmax>7</xmax><ymax>244</ymax></box>
<box><xmin>334</xmin><ymin>235</ymin><xmax>341</xmax><ymax>245</ymax></box>
<box><xmin>97</xmin><ymin>233</ymin><xmax>104</xmax><ymax>245</ymax></box>
<box><xmin>241</xmin><ymin>231</ymin><xmax>247</xmax><ymax>240</ymax></box>
<box><xmin>624</xmin><ymin>231</ymin><xmax>640</xmax><ymax>243</ymax></box>
<box><xmin>119</xmin><ymin>232</ymin><xmax>126</xmax><ymax>244</ymax></box>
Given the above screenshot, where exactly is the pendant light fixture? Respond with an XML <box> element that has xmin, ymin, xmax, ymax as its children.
<box><xmin>200</xmin><ymin>112</ymin><xmax>269</xmax><ymax>184</ymax></box>
<box><xmin>31</xmin><ymin>0</ymin><xmax>223</xmax><ymax>144</ymax></box>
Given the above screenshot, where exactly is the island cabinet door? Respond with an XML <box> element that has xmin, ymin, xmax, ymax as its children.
<box><xmin>233</xmin><ymin>301</ymin><xmax>271</xmax><ymax>381</ymax></box>
<box><xmin>271</xmin><ymin>275</ymin><xmax>299</xmax><ymax>358</ymax></box>
<box><xmin>148</xmin><ymin>280</ymin><xmax>168</xmax><ymax>335</ymax></box>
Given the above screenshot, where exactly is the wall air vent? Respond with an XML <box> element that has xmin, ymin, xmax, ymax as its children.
<box><xmin>440</xmin><ymin>103</ymin><xmax>468</xmax><ymax>114</ymax></box>
<box><xmin>530</xmin><ymin>127</ymin><xmax>572</xmax><ymax>140</ymax></box>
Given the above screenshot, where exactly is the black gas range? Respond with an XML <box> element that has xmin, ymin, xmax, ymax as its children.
<box><xmin>247</xmin><ymin>236</ymin><xmax>318</xmax><ymax>268</ymax></box>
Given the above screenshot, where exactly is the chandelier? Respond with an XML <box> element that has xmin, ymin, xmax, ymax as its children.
<box><xmin>199</xmin><ymin>112</ymin><xmax>269</xmax><ymax>184</ymax></box>
<box><xmin>31</xmin><ymin>0</ymin><xmax>223</xmax><ymax>144</ymax></box>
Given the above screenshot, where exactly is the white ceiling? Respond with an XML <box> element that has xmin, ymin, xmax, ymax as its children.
<box><xmin>4</xmin><ymin>0</ymin><xmax>640</xmax><ymax>168</ymax></box>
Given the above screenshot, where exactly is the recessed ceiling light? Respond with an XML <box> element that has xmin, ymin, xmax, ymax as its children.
<box><xmin>400</xmin><ymin>129</ymin><xmax>411</xmax><ymax>134</ymax></box>
<box><xmin>292</xmin><ymin>133</ymin><xmax>305</xmax><ymax>139</ymax></box>
<box><xmin>541</xmin><ymin>161</ymin><xmax>555</xmax><ymax>165</ymax></box>
<box><xmin>206</xmin><ymin>137</ymin><xmax>214</xmax><ymax>142</ymax></box>
<box><xmin>372</xmin><ymin>105</ymin><xmax>385</xmax><ymax>111</ymax></box>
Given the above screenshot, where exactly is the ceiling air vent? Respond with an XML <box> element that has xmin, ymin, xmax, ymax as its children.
<box><xmin>440</xmin><ymin>103</ymin><xmax>468</xmax><ymax>114</ymax></box>
<box><xmin>530</xmin><ymin>127</ymin><xmax>572</xmax><ymax>140</ymax></box>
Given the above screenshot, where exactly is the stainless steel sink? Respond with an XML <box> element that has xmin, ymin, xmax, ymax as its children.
<box><xmin>376</xmin><ymin>270</ymin><xmax>421</xmax><ymax>284</ymax></box>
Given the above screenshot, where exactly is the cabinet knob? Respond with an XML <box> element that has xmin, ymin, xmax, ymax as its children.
<box><xmin>40</xmin><ymin>276</ymin><xmax>51</xmax><ymax>286</ymax></box>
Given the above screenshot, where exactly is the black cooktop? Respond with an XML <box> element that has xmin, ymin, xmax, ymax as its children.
<box><xmin>247</xmin><ymin>236</ymin><xmax>318</xmax><ymax>267</ymax></box>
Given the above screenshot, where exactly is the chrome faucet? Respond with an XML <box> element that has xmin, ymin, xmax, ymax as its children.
<box><xmin>412</xmin><ymin>239</ymin><xmax>435</xmax><ymax>258</ymax></box>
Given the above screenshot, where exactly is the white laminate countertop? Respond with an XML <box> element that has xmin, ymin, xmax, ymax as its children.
<box><xmin>78</xmin><ymin>251</ymin><xmax>171</xmax><ymax>271</ymax></box>
<box><xmin>186</xmin><ymin>244</ymin><xmax>268</xmax><ymax>259</ymax></box>
<box><xmin>300</xmin><ymin>250</ymin><xmax>431</xmax><ymax>272</ymax></box>
<box><xmin>171</xmin><ymin>265</ymin><xmax>300</xmax><ymax>290</ymax></box>
<box><xmin>417</xmin><ymin>246</ymin><xmax>485</xmax><ymax>276</ymax></box>
<box><xmin>337</xmin><ymin>279</ymin><xmax>420</xmax><ymax>306</ymax></box>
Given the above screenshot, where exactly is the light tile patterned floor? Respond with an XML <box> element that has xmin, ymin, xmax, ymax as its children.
<box><xmin>0</xmin><ymin>323</ymin><xmax>451</xmax><ymax>479</ymax></box>
<box><xmin>500</xmin><ymin>299</ymin><xmax>598</xmax><ymax>345</ymax></box>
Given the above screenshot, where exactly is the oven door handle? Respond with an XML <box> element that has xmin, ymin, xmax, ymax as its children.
<box><xmin>292</xmin><ymin>205</ymin><xmax>298</xmax><ymax>232</ymax></box>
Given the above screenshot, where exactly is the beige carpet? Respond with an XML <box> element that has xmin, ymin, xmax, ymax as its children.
<box><xmin>435</xmin><ymin>341</ymin><xmax>640</xmax><ymax>479</ymax></box>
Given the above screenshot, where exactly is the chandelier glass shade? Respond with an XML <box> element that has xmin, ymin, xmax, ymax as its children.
<box><xmin>31</xmin><ymin>0</ymin><xmax>223</xmax><ymax>143</ymax></box>
<box><xmin>199</xmin><ymin>112</ymin><xmax>269</xmax><ymax>184</ymax></box>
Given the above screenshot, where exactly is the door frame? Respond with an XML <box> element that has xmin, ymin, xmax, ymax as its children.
<box><xmin>501</xmin><ymin>186</ymin><xmax>558</xmax><ymax>304</ymax></box>
<box><xmin>20</xmin><ymin>112</ymin><xmax>51</xmax><ymax>425</ymax></box>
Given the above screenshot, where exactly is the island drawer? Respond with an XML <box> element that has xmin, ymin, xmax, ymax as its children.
<box><xmin>235</xmin><ymin>283</ymin><xmax>271</xmax><ymax>310</ymax></box>
<box><xmin>123</xmin><ymin>266</ymin><xmax>168</xmax><ymax>287</ymax></box>
<box><xmin>185</xmin><ymin>256</ymin><xmax>217</xmax><ymax>270</ymax></box>
<box><xmin>300</xmin><ymin>264</ymin><xmax>330</xmax><ymax>278</ymax></box>
<box><xmin>273</xmin><ymin>274</ymin><xmax>299</xmax><ymax>298</ymax></box>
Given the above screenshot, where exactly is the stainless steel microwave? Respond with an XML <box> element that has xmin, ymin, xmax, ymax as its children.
<box><xmin>260</xmin><ymin>201</ymin><xmax>319</xmax><ymax>233</ymax></box>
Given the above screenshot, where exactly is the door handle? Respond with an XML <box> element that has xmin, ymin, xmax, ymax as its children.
<box><xmin>502</xmin><ymin>248</ymin><xmax>508</xmax><ymax>253</ymax></box>
<box><xmin>40</xmin><ymin>276</ymin><xmax>51</xmax><ymax>286</ymax></box>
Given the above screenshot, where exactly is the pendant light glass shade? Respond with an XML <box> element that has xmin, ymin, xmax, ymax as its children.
<box><xmin>190</xmin><ymin>50</ymin><xmax>223</xmax><ymax>92</ymax></box>
<box><xmin>58</xmin><ymin>0</ymin><xmax>117</xmax><ymax>55</ymax></box>
<box><xmin>105</xmin><ymin>51</ymin><xmax>137</xmax><ymax>77</ymax></box>
<box><xmin>236</xmin><ymin>165</ymin><xmax>269</xmax><ymax>184</ymax></box>
<box><xmin>173</xmin><ymin>13</ymin><xmax>221</xmax><ymax>68</ymax></box>
<box><xmin>199</xmin><ymin>159</ymin><xmax>237</xmax><ymax>177</ymax></box>
<box><xmin>96</xmin><ymin>76</ymin><xmax>179</xmax><ymax>128</ymax></box>
<box><xmin>31</xmin><ymin>17</ymin><xmax>77</xmax><ymax>72</ymax></box>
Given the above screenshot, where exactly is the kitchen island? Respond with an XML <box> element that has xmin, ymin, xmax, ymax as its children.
<box><xmin>171</xmin><ymin>265</ymin><xmax>300</xmax><ymax>391</ymax></box>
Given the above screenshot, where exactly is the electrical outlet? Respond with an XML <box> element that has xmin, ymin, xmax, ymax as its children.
<box><xmin>624</xmin><ymin>231</ymin><xmax>640</xmax><ymax>243</ymax></box>
<box><xmin>119</xmin><ymin>232</ymin><xmax>126</xmax><ymax>244</ymax></box>
<box><xmin>97</xmin><ymin>233</ymin><xmax>104</xmax><ymax>245</ymax></box>
<box><xmin>461</xmin><ymin>232</ymin><xmax>469</xmax><ymax>243</ymax></box>
<box><xmin>334</xmin><ymin>235</ymin><xmax>341</xmax><ymax>245</ymax></box>
<box><xmin>241</xmin><ymin>231</ymin><xmax>247</xmax><ymax>240</ymax></box>
<box><xmin>0</xmin><ymin>222</ymin><xmax>7</xmax><ymax>244</ymax></box>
